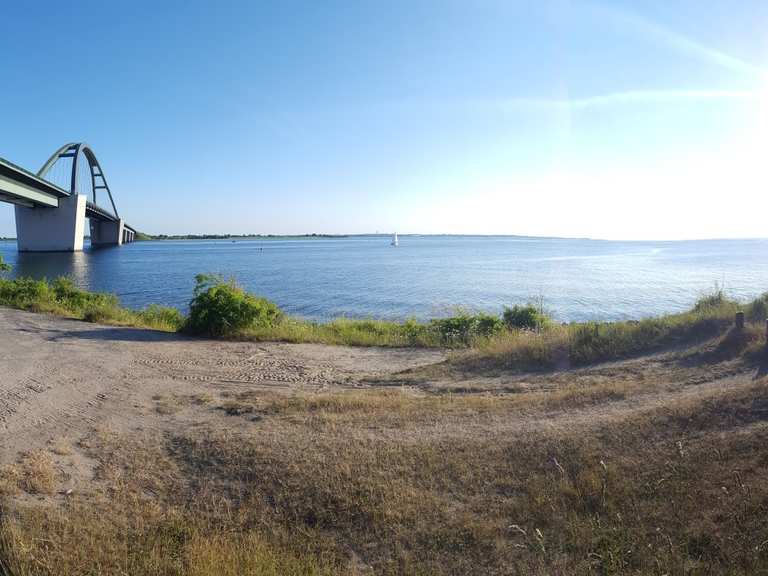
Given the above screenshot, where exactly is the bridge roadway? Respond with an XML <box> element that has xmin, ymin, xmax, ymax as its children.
<box><xmin>0</xmin><ymin>145</ymin><xmax>136</xmax><ymax>251</ymax></box>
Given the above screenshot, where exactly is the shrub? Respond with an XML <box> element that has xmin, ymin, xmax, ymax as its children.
<box><xmin>431</xmin><ymin>314</ymin><xmax>476</xmax><ymax>345</ymax></box>
<box><xmin>430</xmin><ymin>312</ymin><xmax>503</xmax><ymax>345</ymax></box>
<box><xmin>473</xmin><ymin>313</ymin><xmax>504</xmax><ymax>337</ymax></box>
<box><xmin>0</xmin><ymin>255</ymin><xmax>10</xmax><ymax>273</ymax></box>
<box><xmin>0</xmin><ymin>277</ymin><xmax>49</xmax><ymax>309</ymax></box>
<box><xmin>186</xmin><ymin>274</ymin><xmax>282</xmax><ymax>337</ymax></box>
<box><xmin>503</xmin><ymin>304</ymin><xmax>548</xmax><ymax>330</ymax></box>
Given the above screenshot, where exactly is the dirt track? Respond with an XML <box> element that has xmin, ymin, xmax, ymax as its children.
<box><xmin>0</xmin><ymin>308</ymin><xmax>443</xmax><ymax>470</ymax></box>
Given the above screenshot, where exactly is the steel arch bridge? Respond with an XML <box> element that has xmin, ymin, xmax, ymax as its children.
<box><xmin>0</xmin><ymin>143</ymin><xmax>136</xmax><ymax>251</ymax></box>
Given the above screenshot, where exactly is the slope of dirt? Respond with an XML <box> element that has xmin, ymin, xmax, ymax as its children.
<box><xmin>1</xmin><ymin>306</ymin><xmax>762</xmax><ymax>481</ymax></box>
<box><xmin>0</xmin><ymin>307</ymin><xmax>443</xmax><ymax>470</ymax></box>
<box><xmin>2</xmin><ymin>307</ymin><xmax>768</xmax><ymax>574</ymax></box>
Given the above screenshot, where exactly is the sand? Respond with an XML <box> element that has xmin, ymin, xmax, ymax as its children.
<box><xmin>0</xmin><ymin>308</ymin><xmax>443</xmax><ymax>484</ymax></box>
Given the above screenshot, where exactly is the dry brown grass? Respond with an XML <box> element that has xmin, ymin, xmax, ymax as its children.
<box><xmin>152</xmin><ymin>393</ymin><xmax>184</xmax><ymax>415</ymax></box>
<box><xmin>0</xmin><ymin>451</ymin><xmax>58</xmax><ymax>498</ymax></box>
<box><xmin>173</xmin><ymin>382</ymin><xmax>768</xmax><ymax>574</ymax></box>
<box><xmin>0</xmin><ymin>466</ymin><xmax>21</xmax><ymax>499</ymax></box>
<box><xmin>217</xmin><ymin>388</ymin><xmax>526</xmax><ymax>426</ymax></box>
<box><xmin>190</xmin><ymin>392</ymin><xmax>214</xmax><ymax>405</ymax></box>
<box><xmin>48</xmin><ymin>440</ymin><xmax>72</xmax><ymax>457</ymax></box>
<box><xmin>2</xmin><ymin>350</ymin><xmax>768</xmax><ymax>574</ymax></box>
<box><xmin>449</xmin><ymin>299</ymin><xmax>748</xmax><ymax>374</ymax></box>
<box><xmin>0</xmin><ymin>497</ymin><xmax>342</xmax><ymax>576</ymax></box>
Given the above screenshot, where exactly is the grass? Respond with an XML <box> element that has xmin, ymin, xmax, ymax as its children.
<box><xmin>2</xmin><ymin>263</ymin><xmax>768</xmax><ymax>572</ymax></box>
<box><xmin>242</xmin><ymin>316</ymin><xmax>445</xmax><ymax>347</ymax></box>
<box><xmin>456</xmin><ymin>288</ymin><xmax>748</xmax><ymax>372</ymax></box>
<box><xmin>0</xmin><ymin>277</ymin><xmax>184</xmax><ymax>332</ymax></box>
<box><xmin>0</xmin><ymin>452</ymin><xmax>58</xmax><ymax>498</ymax></box>
<box><xmin>226</xmin><ymin>288</ymin><xmax>760</xmax><ymax>370</ymax></box>
<box><xmin>2</xmin><ymin>373</ymin><xmax>768</xmax><ymax>575</ymax></box>
<box><xmin>0</xmin><ymin>274</ymin><xmax>764</xmax><ymax>372</ymax></box>
<box><xmin>0</xmin><ymin>499</ymin><xmax>341</xmax><ymax>576</ymax></box>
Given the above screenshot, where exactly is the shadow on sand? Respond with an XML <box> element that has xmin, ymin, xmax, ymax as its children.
<box><xmin>41</xmin><ymin>326</ymin><xmax>191</xmax><ymax>343</ymax></box>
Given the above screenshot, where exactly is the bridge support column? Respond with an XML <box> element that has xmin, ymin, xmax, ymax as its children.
<box><xmin>90</xmin><ymin>218</ymin><xmax>124</xmax><ymax>247</ymax></box>
<box><xmin>15</xmin><ymin>194</ymin><xmax>87</xmax><ymax>252</ymax></box>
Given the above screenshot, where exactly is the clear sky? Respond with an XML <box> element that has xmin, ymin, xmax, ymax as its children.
<box><xmin>1</xmin><ymin>1</ymin><xmax>767</xmax><ymax>240</ymax></box>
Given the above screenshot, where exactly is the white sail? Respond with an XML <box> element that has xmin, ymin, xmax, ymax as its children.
<box><xmin>391</xmin><ymin>232</ymin><xmax>399</xmax><ymax>246</ymax></box>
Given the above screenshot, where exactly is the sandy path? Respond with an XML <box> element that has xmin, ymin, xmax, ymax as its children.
<box><xmin>0</xmin><ymin>308</ymin><xmax>445</xmax><ymax>465</ymax></box>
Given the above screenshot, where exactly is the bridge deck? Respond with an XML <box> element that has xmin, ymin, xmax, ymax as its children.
<box><xmin>0</xmin><ymin>157</ymin><xmax>68</xmax><ymax>208</ymax></box>
<box><xmin>86</xmin><ymin>201</ymin><xmax>117</xmax><ymax>222</ymax></box>
<box><xmin>0</xmin><ymin>156</ymin><xmax>134</xmax><ymax>234</ymax></box>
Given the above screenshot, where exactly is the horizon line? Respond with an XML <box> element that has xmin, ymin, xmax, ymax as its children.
<box><xmin>0</xmin><ymin>233</ymin><xmax>760</xmax><ymax>244</ymax></box>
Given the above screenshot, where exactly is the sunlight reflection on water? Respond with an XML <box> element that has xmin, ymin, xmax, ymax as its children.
<box><xmin>1</xmin><ymin>236</ymin><xmax>766</xmax><ymax>322</ymax></box>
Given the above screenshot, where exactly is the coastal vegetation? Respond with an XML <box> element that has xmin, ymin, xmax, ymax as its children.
<box><xmin>186</xmin><ymin>274</ymin><xmax>282</xmax><ymax>337</ymax></box>
<box><xmin>1</xmin><ymin>264</ymin><xmax>767</xmax><ymax>574</ymax></box>
<box><xmin>0</xmin><ymin>276</ymin><xmax>184</xmax><ymax>332</ymax></box>
<box><xmin>136</xmin><ymin>232</ymin><xmax>349</xmax><ymax>241</ymax></box>
<box><xmin>0</xmin><ymin>269</ymin><xmax>762</xmax><ymax>371</ymax></box>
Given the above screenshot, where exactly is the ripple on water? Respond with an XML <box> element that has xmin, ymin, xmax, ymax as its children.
<box><xmin>0</xmin><ymin>236</ymin><xmax>767</xmax><ymax>322</ymax></box>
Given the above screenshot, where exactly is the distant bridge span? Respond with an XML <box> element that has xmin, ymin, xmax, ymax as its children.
<box><xmin>0</xmin><ymin>143</ymin><xmax>135</xmax><ymax>251</ymax></box>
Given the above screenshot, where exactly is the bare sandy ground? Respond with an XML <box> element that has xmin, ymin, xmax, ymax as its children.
<box><xmin>0</xmin><ymin>308</ymin><xmax>444</xmax><ymax>484</ymax></box>
<box><xmin>1</xmin><ymin>307</ymin><xmax>761</xmax><ymax>498</ymax></box>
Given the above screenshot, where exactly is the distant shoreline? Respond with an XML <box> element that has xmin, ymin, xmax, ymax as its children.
<box><xmin>114</xmin><ymin>233</ymin><xmax>768</xmax><ymax>243</ymax></box>
<box><xmin>136</xmin><ymin>233</ymin><xmax>351</xmax><ymax>241</ymax></box>
<box><xmin>0</xmin><ymin>234</ymin><xmax>767</xmax><ymax>243</ymax></box>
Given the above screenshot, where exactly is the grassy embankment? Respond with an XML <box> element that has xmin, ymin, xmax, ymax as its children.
<box><xmin>2</xmin><ymin>348</ymin><xmax>768</xmax><ymax>574</ymax></box>
<box><xmin>2</xmin><ymin>257</ymin><xmax>768</xmax><ymax>573</ymax></box>
<box><xmin>0</xmin><ymin>266</ymin><xmax>765</xmax><ymax>369</ymax></box>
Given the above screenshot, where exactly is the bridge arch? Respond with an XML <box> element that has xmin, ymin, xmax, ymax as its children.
<box><xmin>8</xmin><ymin>142</ymin><xmax>135</xmax><ymax>251</ymax></box>
<box><xmin>37</xmin><ymin>142</ymin><xmax>119</xmax><ymax>218</ymax></box>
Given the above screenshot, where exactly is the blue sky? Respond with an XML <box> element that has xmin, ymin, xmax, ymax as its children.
<box><xmin>1</xmin><ymin>1</ymin><xmax>767</xmax><ymax>239</ymax></box>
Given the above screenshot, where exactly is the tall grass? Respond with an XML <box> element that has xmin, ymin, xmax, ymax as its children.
<box><xmin>0</xmin><ymin>277</ymin><xmax>184</xmax><ymax>332</ymax></box>
<box><xmin>0</xmin><ymin>274</ymin><xmax>761</xmax><ymax>369</ymax></box>
<box><xmin>244</xmin><ymin>316</ymin><xmax>442</xmax><ymax>347</ymax></box>
<box><xmin>458</xmin><ymin>289</ymin><xmax>747</xmax><ymax>370</ymax></box>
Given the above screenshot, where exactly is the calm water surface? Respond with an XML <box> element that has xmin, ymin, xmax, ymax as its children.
<box><xmin>1</xmin><ymin>236</ymin><xmax>767</xmax><ymax>322</ymax></box>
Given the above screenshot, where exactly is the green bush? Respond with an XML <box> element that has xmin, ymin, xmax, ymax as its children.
<box><xmin>503</xmin><ymin>304</ymin><xmax>548</xmax><ymax>330</ymax></box>
<box><xmin>186</xmin><ymin>274</ymin><xmax>282</xmax><ymax>337</ymax></box>
<box><xmin>0</xmin><ymin>277</ymin><xmax>49</xmax><ymax>309</ymax></box>
<box><xmin>431</xmin><ymin>315</ymin><xmax>475</xmax><ymax>345</ymax></box>
<box><xmin>430</xmin><ymin>312</ymin><xmax>503</xmax><ymax>345</ymax></box>
<box><xmin>0</xmin><ymin>255</ymin><xmax>10</xmax><ymax>273</ymax></box>
<box><xmin>473</xmin><ymin>313</ymin><xmax>504</xmax><ymax>337</ymax></box>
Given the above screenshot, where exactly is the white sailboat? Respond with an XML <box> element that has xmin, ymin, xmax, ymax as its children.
<box><xmin>391</xmin><ymin>232</ymin><xmax>399</xmax><ymax>247</ymax></box>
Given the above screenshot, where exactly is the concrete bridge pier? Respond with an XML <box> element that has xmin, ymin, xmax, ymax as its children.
<box><xmin>90</xmin><ymin>218</ymin><xmax>124</xmax><ymax>247</ymax></box>
<box><xmin>15</xmin><ymin>194</ymin><xmax>87</xmax><ymax>252</ymax></box>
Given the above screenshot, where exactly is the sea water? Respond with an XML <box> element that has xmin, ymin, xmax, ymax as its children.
<box><xmin>1</xmin><ymin>235</ymin><xmax>766</xmax><ymax>322</ymax></box>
